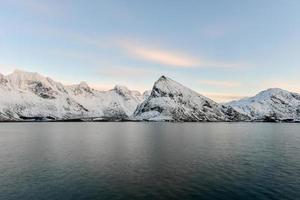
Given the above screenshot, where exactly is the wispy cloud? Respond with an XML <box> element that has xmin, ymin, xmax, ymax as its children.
<box><xmin>118</xmin><ymin>40</ymin><xmax>199</xmax><ymax>68</ymax></box>
<box><xmin>48</xmin><ymin>29</ymin><xmax>111</xmax><ymax>48</ymax></box>
<box><xmin>96</xmin><ymin>66</ymin><xmax>160</xmax><ymax>92</ymax></box>
<box><xmin>88</xmin><ymin>83</ymin><xmax>115</xmax><ymax>91</ymax></box>
<box><xmin>98</xmin><ymin>66</ymin><xmax>158</xmax><ymax>78</ymax></box>
<box><xmin>201</xmin><ymin>24</ymin><xmax>233</xmax><ymax>38</ymax></box>
<box><xmin>118</xmin><ymin>39</ymin><xmax>248</xmax><ymax>69</ymax></box>
<box><xmin>90</xmin><ymin>82</ymin><xmax>149</xmax><ymax>93</ymax></box>
<box><xmin>8</xmin><ymin>0</ymin><xmax>68</xmax><ymax>18</ymax></box>
<box><xmin>202</xmin><ymin>92</ymin><xmax>247</xmax><ymax>103</ymax></box>
<box><xmin>0</xmin><ymin>64</ymin><xmax>19</xmax><ymax>75</ymax></box>
<box><xmin>199</xmin><ymin>80</ymin><xmax>242</xmax><ymax>88</ymax></box>
<box><xmin>260</xmin><ymin>80</ymin><xmax>300</xmax><ymax>94</ymax></box>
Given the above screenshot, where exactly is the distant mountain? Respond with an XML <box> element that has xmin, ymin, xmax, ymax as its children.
<box><xmin>226</xmin><ymin>88</ymin><xmax>300</xmax><ymax>122</ymax></box>
<box><xmin>0</xmin><ymin>70</ymin><xmax>143</xmax><ymax>121</ymax></box>
<box><xmin>1</xmin><ymin>70</ymin><xmax>299</xmax><ymax>122</ymax></box>
<box><xmin>133</xmin><ymin>76</ymin><xmax>248</xmax><ymax>121</ymax></box>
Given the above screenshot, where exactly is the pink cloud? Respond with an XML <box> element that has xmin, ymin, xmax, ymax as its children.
<box><xmin>9</xmin><ymin>0</ymin><xmax>68</xmax><ymax>18</ymax></box>
<box><xmin>118</xmin><ymin>39</ymin><xmax>249</xmax><ymax>69</ymax></box>
<box><xmin>119</xmin><ymin>40</ymin><xmax>200</xmax><ymax>68</ymax></box>
<box><xmin>0</xmin><ymin>64</ymin><xmax>19</xmax><ymax>75</ymax></box>
<box><xmin>202</xmin><ymin>92</ymin><xmax>247</xmax><ymax>103</ymax></box>
<box><xmin>98</xmin><ymin>66</ymin><xmax>158</xmax><ymax>78</ymax></box>
<box><xmin>260</xmin><ymin>80</ymin><xmax>300</xmax><ymax>94</ymax></box>
<box><xmin>201</xmin><ymin>23</ymin><xmax>235</xmax><ymax>38</ymax></box>
<box><xmin>199</xmin><ymin>80</ymin><xmax>242</xmax><ymax>88</ymax></box>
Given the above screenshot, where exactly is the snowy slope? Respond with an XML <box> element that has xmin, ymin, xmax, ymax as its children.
<box><xmin>226</xmin><ymin>88</ymin><xmax>300</xmax><ymax>121</ymax></box>
<box><xmin>133</xmin><ymin>76</ymin><xmax>248</xmax><ymax>121</ymax></box>
<box><xmin>0</xmin><ymin>70</ymin><xmax>143</xmax><ymax>121</ymax></box>
<box><xmin>1</xmin><ymin>70</ymin><xmax>299</xmax><ymax>122</ymax></box>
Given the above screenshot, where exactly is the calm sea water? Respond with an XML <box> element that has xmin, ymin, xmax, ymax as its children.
<box><xmin>0</xmin><ymin>122</ymin><xmax>299</xmax><ymax>200</ymax></box>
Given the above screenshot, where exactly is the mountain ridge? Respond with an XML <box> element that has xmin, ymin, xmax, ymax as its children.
<box><xmin>0</xmin><ymin>70</ymin><xmax>299</xmax><ymax>122</ymax></box>
<box><xmin>0</xmin><ymin>70</ymin><xmax>144</xmax><ymax>121</ymax></box>
<box><xmin>225</xmin><ymin>88</ymin><xmax>300</xmax><ymax>122</ymax></box>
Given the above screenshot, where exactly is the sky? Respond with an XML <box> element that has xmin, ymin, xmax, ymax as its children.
<box><xmin>0</xmin><ymin>0</ymin><xmax>300</xmax><ymax>102</ymax></box>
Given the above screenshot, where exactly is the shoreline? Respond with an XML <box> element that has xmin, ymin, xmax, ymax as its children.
<box><xmin>0</xmin><ymin>120</ymin><xmax>299</xmax><ymax>123</ymax></box>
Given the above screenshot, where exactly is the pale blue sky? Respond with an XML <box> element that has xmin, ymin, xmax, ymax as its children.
<box><xmin>1</xmin><ymin>0</ymin><xmax>300</xmax><ymax>101</ymax></box>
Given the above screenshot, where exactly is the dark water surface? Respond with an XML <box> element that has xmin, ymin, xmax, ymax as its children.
<box><xmin>0</xmin><ymin>122</ymin><xmax>299</xmax><ymax>200</ymax></box>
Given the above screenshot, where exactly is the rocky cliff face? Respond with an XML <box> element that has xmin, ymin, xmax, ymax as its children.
<box><xmin>133</xmin><ymin>76</ymin><xmax>248</xmax><ymax>122</ymax></box>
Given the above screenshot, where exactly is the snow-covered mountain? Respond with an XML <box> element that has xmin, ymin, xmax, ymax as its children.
<box><xmin>226</xmin><ymin>88</ymin><xmax>300</xmax><ymax>122</ymax></box>
<box><xmin>133</xmin><ymin>76</ymin><xmax>249</xmax><ymax>122</ymax></box>
<box><xmin>0</xmin><ymin>70</ymin><xmax>143</xmax><ymax>121</ymax></box>
<box><xmin>1</xmin><ymin>70</ymin><xmax>299</xmax><ymax>122</ymax></box>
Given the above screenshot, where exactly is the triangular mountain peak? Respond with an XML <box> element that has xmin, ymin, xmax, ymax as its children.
<box><xmin>134</xmin><ymin>76</ymin><xmax>247</xmax><ymax>121</ymax></box>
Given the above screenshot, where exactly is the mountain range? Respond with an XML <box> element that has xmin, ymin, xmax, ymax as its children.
<box><xmin>0</xmin><ymin>70</ymin><xmax>299</xmax><ymax>122</ymax></box>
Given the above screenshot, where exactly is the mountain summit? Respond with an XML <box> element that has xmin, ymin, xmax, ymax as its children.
<box><xmin>226</xmin><ymin>88</ymin><xmax>300</xmax><ymax>121</ymax></box>
<box><xmin>0</xmin><ymin>70</ymin><xmax>299</xmax><ymax>122</ymax></box>
<box><xmin>133</xmin><ymin>76</ymin><xmax>248</xmax><ymax>121</ymax></box>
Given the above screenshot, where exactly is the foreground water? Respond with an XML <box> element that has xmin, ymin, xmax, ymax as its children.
<box><xmin>0</xmin><ymin>122</ymin><xmax>299</xmax><ymax>200</ymax></box>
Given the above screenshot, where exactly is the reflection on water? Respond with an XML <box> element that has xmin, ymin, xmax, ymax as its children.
<box><xmin>0</xmin><ymin>122</ymin><xmax>299</xmax><ymax>200</ymax></box>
